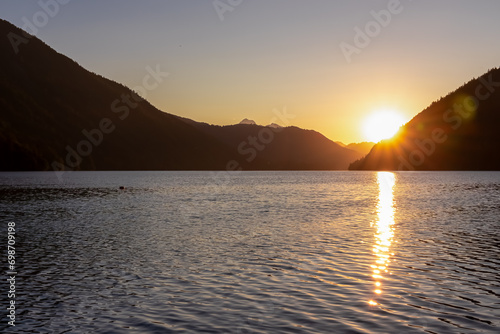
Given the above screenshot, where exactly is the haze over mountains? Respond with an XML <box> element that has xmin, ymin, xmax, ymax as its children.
<box><xmin>335</xmin><ymin>142</ymin><xmax>375</xmax><ymax>156</ymax></box>
<box><xmin>0</xmin><ymin>19</ymin><xmax>362</xmax><ymax>172</ymax></box>
<box><xmin>350</xmin><ymin>68</ymin><xmax>500</xmax><ymax>171</ymax></box>
<box><xmin>1</xmin><ymin>18</ymin><xmax>498</xmax><ymax>172</ymax></box>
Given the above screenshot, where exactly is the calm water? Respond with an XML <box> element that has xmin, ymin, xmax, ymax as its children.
<box><xmin>0</xmin><ymin>171</ymin><xmax>499</xmax><ymax>333</ymax></box>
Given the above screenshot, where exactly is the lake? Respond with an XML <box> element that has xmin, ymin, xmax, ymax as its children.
<box><xmin>0</xmin><ymin>171</ymin><xmax>499</xmax><ymax>333</ymax></box>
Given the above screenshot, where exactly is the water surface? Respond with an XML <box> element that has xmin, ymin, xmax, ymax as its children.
<box><xmin>0</xmin><ymin>171</ymin><xmax>499</xmax><ymax>333</ymax></box>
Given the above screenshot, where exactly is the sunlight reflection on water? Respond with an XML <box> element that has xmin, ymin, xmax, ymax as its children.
<box><xmin>1</xmin><ymin>171</ymin><xmax>499</xmax><ymax>333</ymax></box>
<box><xmin>369</xmin><ymin>172</ymin><xmax>396</xmax><ymax>306</ymax></box>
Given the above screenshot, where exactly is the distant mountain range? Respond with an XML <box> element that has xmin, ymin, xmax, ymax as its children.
<box><xmin>0</xmin><ymin>19</ymin><xmax>362</xmax><ymax>171</ymax></box>
<box><xmin>335</xmin><ymin>142</ymin><xmax>375</xmax><ymax>156</ymax></box>
<box><xmin>238</xmin><ymin>118</ymin><xmax>282</xmax><ymax>129</ymax></box>
<box><xmin>350</xmin><ymin>68</ymin><xmax>500</xmax><ymax>170</ymax></box>
<box><xmin>3</xmin><ymin>18</ymin><xmax>496</xmax><ymax>172</ymax></box>
<box><xmin>176</xmin><ymin>117</ymin><xmax>362</xmax><ymax>170</ymax></box>
<box><xmin>239</xmin><ymin>118</ymin><xmax>257</xmax><ymax>125</ymax></box>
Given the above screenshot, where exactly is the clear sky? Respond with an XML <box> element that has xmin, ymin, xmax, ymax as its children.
<box><xmin>1</xmin><ymin>0</ymin><xmax>500</xmax><ymax>143</ymax></box>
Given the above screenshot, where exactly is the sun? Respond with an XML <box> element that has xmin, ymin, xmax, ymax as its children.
<box><xmin>362</xmin><ymin>109</ymin><xmax>406</xmax><ymax>143</ymax></box>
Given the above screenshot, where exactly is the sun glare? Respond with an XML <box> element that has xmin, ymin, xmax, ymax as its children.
<box><xmin>362</xmin><ymin>109</ymin><xmax>406</xmax><ymax>143</ymax></box>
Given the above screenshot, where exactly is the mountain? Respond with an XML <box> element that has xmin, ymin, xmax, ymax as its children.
<box><xmin>0</xmin><ymin>19</ymin><xmax>232</xmax><ymax>171</ymax></box>
<box><xmin>239</xmin><ymin>118</ymin><xmax>257</xmax><ymax>125</ymax></box>
<box><xmin>350</xmin><ymin>68</ymin><xmax>500</xmax><ymax>170</ymax></box>
<box><xmin>333</xmin><ymin>142</ymin><xmax>375</xmax><ymax>156</ymax></box>
<box><xmin>236</xmin><ymin>119</ymin><xmax>282</xmax><ymax>129</ymax></box>
<box><xmin>266</xmin><ymin>123</ymin><xmax>282</xmax><ymax>129</ymax></box>
<box><xmin>177</xmin><ymin>119</ymin><xmax>363</xmax><ymax>170</ymax></box>
<box><xmin>0</xmin><ymin>19</ymin><xmax>361</xmax><ymax>171</ymax></box>
<box><xmin>345</xmin><ymin>142</ymin><xmax>375</xmax><ymax>156</ymax></box>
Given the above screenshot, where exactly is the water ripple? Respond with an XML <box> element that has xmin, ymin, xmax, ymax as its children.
<box><xmin>0</xmin><ymin>171</ymin><xmax>498</xmax><ymax>333</ymax></box>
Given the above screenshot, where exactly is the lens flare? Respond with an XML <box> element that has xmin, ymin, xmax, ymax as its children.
<box><xmin>362</xmin><ymin>109</ymin><xmax>406</xmax><ymax>142</ymax></box>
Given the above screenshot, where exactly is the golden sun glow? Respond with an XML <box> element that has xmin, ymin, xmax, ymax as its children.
<box><xmin>362</xmin><ymin>109</ymin><xmax>406</xmax><ymax>143</ymax></box>
<box><xmin>368</xmin><ymin>172</ymin><xmax>396</xmax><ymax>306</ymax></box>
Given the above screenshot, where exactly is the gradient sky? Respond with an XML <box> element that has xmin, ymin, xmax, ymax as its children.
<box><xmin>2</xmin><ymin>0</ymin><xmax>500</xmax><ymax>143</ymax></box>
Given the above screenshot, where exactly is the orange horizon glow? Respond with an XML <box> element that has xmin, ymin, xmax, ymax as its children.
<box><xmin>3</xmin><ymin>2</ymin><xmax>498</xmax><ymax>145</ymax></box>
<box><xmin>362</xmin><ymin>109</ymin><xmax>407</xmax><ymax>143</ymax></box>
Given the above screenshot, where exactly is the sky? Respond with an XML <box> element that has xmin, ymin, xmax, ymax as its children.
<box><xmin>1</xmin><ymin>0</ymin><xmax>500</xmax><ymax>144</ymax></box>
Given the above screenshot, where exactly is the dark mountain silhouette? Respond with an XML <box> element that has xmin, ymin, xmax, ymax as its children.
<box><xmin>0</xmin><ymin>19</ymin><xmax>234</xmax><ymax>171</ymax></box>
<box><xmin>350</xmin><ymin>68</ymin><xmax>500</xmax><ymax>170</ymax></box>
<box><xmin>0</xmin><ymin>19</ymin><xmax>360</xmax><ymax>171</ymax></box>
<box><xmin>177</xmin><ymin>118</ymin><xmax>362</xmax><ymax>169</ymax></box>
